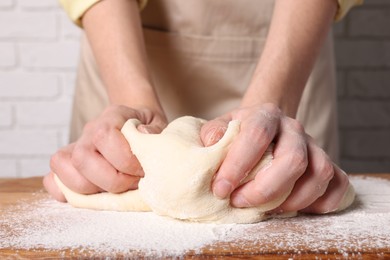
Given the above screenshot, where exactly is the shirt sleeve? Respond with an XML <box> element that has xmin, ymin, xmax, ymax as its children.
<box><xmin>59</xmin><ymin>0</ymin><xmax>148</xmax><ymax>27</ymax></box>
<box><xmin>61</xmin><ymin>0</ymin><xmax>361</xmax><ymax>27</ymax></box>
<box><xmin>335</xmin><ymin>0</ymin><xmax>363</xmax><ymax>21</ymax></box>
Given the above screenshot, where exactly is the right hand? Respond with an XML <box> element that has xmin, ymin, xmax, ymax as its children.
<box><xmin>43</xmin><ymin>105</ymin><xmax>167</xmax><ymax>202</ymax></box>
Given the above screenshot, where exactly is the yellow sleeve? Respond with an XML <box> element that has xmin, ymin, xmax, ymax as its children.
<box><xmin>335</xmin><ymin>0</ymin><xmax>363</xmax><ymax>21</ymax></box>
<box><xmin>59</xmin><ymin>0</ymin><xmax>148</xmax><ymax>27</ymax></box>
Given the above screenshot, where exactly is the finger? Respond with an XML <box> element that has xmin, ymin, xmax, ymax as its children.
<box><xmin>102</xmin><ymin>105</ymin><xmax>141</xmax><ymax>124</ymax></box>
<box><xmin>95</xmin><ymin>106</ymin><xmax>166</xmax><ymax>176</ymax></box>
<box><xmin>200</xmin><ymin>117</ymin><xmax>229</xmax><ymax>147</ymax></box>
<box><xmin>43</xmin><ymin>172</ymin><xmax>66</xmax><ymax>202</ymax></box>
<box><xmin>99</xmin><ymin>106</ymin><xmax>141</xmax><ymax>175</ymax></box>
<box><xmin>230</xmin><ymin>117</ymin><xmax>308</xmax><ymax>207</ymax></box>
<box><xmin>71</xmin><ymin>141</ymin><xmax>140</xmax><ymax>193</ymax></box>
<box><xmin>137</xmin><ymin>123</ymin><xmax>165</xmax><ymax>134</ymax></box>
<box><xmin>271</xmin><ymin>137</ymin><xmax>334</xmax><ymax>213</ymax></box>
<box><xmin>50</xmin><ymin>144</ymin><xmax>101</xmax><ymax>194</ymax></box>
<box><xmin>93</xmin><ymin>126</ymin><xmax>144</xmax><ymax>177</ymax></box>
<box><xmin>301</xmin><ymin>165</ymin><xmax>350</xmax><ymax>214</ymax></box>
<box><xmin>212</xmin><ymin>113</ymin><xmax>279</xmax><ymax>199</ymax></box>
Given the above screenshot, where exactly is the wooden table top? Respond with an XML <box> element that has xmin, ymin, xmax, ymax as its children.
<box><xmin>1</xmin><ymin>174</ymin><xmax>390</xmax><ymax>259</ymax></box>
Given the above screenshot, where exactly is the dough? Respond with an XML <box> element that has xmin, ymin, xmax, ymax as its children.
<box><xmin>55</xmin><ymin>116</ymin><xmax>355</xmax><ymax>224</ymax></box>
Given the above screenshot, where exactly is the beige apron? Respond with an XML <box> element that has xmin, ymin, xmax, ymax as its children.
<box><xmin>70</xmin><ymin>0</ymin><xmax>339</xmax><ymax>162</ymax></box>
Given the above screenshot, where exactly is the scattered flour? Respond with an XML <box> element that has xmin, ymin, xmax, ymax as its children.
<box><xmin>1</xmin><ymin>176</ymin><xmax>390</xmax><ymax>258</ymax></box>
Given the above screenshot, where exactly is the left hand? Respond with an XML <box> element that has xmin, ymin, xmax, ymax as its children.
<box><xmin>200</xmin><ymin>103</ymin><xmax>351</xmax><ymax>214</ymax></box>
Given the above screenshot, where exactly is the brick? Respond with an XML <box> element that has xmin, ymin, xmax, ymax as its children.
<box><xmin>339</xmin><ymin>100</ymin><xmax>390</xmax><ymax>128</ymax></box>
<box><xmin>341</xmin><ymin>159</ymin><xmax>390</xmax><ymax>173</ymax></box>
<box><xmin>334</xmin><ymin>40</ymin><xmax>390</xmax><ymax>68</ymax></box>
<box><xmin>0</xmin><ymin>42</ymin><xmax>16</xmax><ymax>67</ymax></box>
<box><xmin>336</xmin><ymin>70</ymin><xmax>346</xmax><ymax>98</ymax></box>
<box><xmin>20</xmin><ymin>42</ymin><xmax>80</xmax><ymax>69</ymax></box>
<box><xmin>60</xmin><ymin>13</ymin><xmax>82</xmax><ymax>39</ymax></box>
<box><xmin>59</xmin><ymin>129</ymin><xmax>70</xmax><ymax>146</ymax></box>
<box><xmin>0</xmin><ymin>0</ymin><xmax>14</xmax><ymax>8</ymax></box>
<box><xmin>61</xmin><ymin>73</ymin><xmax>76</xmax><ymax>96</ymax></box>
<box><xmin>20</xmin><ymin>158</ymin><xmax>50</xmax><ymax>177</ymax></box>
<box><xmin>0</xmin><ymin>72</ymin><xmax>59</xmax><ymax>98</ymax></box>
<box><xmin>340</xmin><ymin>129</ymin><xmax>390</xmax><ymax>159</ymax></box>
<box><xmin>333</xmin><ymin>20</ymin><xmax>346</xmax><ymax>37</ymax></box>
<box><xmin>0</xmin><ymin>13</ymin><xmax>56</xmax><ymax>39</ymax></box>
<box><xmin>18</xmin><ymin>0</ymin><xmax>60</xmax><ymax>9</ymax></box>
<box><xmin>349</xmin><ymin>9</ymin><xmax>390</xmax><ymax>37</ymax></box>
<box><xmin>16</xmin><ymin>101</ymin><xmax>72</xmax><ymax>126</ymax></box>
<box><xmin>347</xmin><ymin>70</ymin><xmax>390</xmax><ymax>98</ymax></box>
<box><xmin>362</xmin><ymin>0</ymin><xmax>390</xmax><ymax>5</ymax></box>
<box><xmin>0</xmin><ymin>159</ymin><xmax>18</xmax><ymax>177</ymax></box>
<box><xmin>0</xmin><ymin>103</ymin><xmax>13</xmax><ymax>127</ymax></box>
<box><xmin>0</xmin><ymin>130</ymin><xmax>58</xmax><ymax>155</ymax></box>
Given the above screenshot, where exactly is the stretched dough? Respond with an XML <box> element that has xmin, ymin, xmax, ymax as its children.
<box><xmin>55</xmin><ymin>116</ymin><xmax>355</xmax><ymax>223</ymax></box>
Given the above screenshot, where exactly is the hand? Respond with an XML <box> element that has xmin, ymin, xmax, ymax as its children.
<box><xmin>43</xmin><ymin>105</ymin><xmax>167</xmax><ymax>202</ymax></box>
<box><xmin>200</xmin><ymin>103</ymin><xmax>350</xmax><ymax>214</ymax></box>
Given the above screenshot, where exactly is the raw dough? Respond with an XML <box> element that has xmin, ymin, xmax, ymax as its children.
<box><xmin>55</xmin><ymin>116</ymin><xmax>355</xmax><ymax>224</ymax></box>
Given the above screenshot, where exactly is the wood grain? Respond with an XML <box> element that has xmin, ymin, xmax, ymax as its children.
<box><xmin>1</xmin><ymin>174</ymin><xmax>390</xmax><ymax>259</ymax></box>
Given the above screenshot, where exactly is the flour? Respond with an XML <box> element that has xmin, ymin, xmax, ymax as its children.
<box><xmin>1</xmin><ymin>176</ymin><xmax>390</xmax><ymax>258</ymax></box>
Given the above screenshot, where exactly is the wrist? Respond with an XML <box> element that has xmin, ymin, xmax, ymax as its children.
<box><xmin>241</xmin><ymin>77</ymin><xmax>302</xmax><ymax>118</ymax></box>
<box><xmin>107</xmin><ymin>78</ymin><xmax>165</xmax><ymax>118</ymax></box>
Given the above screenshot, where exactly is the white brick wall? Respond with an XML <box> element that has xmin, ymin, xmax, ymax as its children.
<box><xmin>0</xmin><ymin>0</ymin><xmax>80</xmax><ymax>177</ymax></box>
<box><xmin>0</xmin><ymin>1</ymin><xmax>389</xmax><ymax>178</ymax></box>
<box><xmin>335</xmin><ymin>1</ymin><xmax>390</xmax><ymax>172</ymax></box>
<box><xmin>0</xmin><ymin>43</ymin><xmax>16</xmax><ymax>67</ymax></box>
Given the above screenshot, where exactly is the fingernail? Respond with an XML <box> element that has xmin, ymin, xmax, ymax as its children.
<box><xmin>206</xmin><ymin>130</ymin><xmax>218</xmax><ymax>146</ymax></box>
<box><xmin>137</xmin><ymin>125</ymin><xmax>150</xmax><ymax>134</ymax></box>
<box><xmin>213</xmin><ymin>179</ymin><xmax>233</xmax><ymax>199</ymax></box>
<box><xmin>206</xmin><ymin>127</ymin><xmax>226</xmax><ymax>146</ymax></box>
<box><xmin>135</xmin><ymin>167</ymin><xmax>144</xmax><ymax>177</ymax></box>
<box><xmin>232</xmin><ymin>194</ymin><xmax>251</xmax><ymax>207</ymax></box>
<box><xmin>260</xmin><ymin>161</ymin><xmax>272</xmax><ymax>172</ymax></box>
<box><xmin>267</xmin><ymin>207</ymin><xmax>284</xmax><ymax>215</ymax></box>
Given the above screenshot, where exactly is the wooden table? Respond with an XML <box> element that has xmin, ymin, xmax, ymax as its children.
<box><xmin>1</xmin><ymin>174</ymin><xmax>390</xmax><ymax>259</ymax></box>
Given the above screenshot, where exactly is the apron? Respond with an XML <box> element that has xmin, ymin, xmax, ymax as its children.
<box><xmin>70</xmin><ymin>0</ymin><xmax>339</xmax><ymax>162</ymax></box>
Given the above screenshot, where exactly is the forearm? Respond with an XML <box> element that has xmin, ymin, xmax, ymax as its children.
<box><xmin>82</xmin><ymin>0</ymin><xmax>164</xmax><ymax>114</ymax></box>
<box><xmin>241</xmin><ymin>0</ymin><xmax>338</xmax><ymax>117</ymax></box>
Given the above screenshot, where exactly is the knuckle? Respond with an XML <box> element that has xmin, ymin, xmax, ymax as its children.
<box><xmin>71</xmin><ymin>145</ymin><xmax>88</xmax><ymax>171</ymax></box>
<box><xmin>286</xmin><ymin>118</ymin><xmax>305</xmax><ymax>133</ymax></box>
<box><xmin>92</xmin><ymin>124</ymin><xmax>110</xmax><ymax>146</ymax></box>
<box><xmin>249</xmin><ymin>125</ymin><xmax>271</xmax><ymax>142</ymax></box>
<box><xmin>289</xmin><ymin>150</ymin><xmax>308</xmax><ymax>174</ymax></box>
<box><xmin>263</xmin><ymin>103</ymin><xmax>282</xmax><ymax>115</ymax></box>
<box><xmin>317</xmin><ymin>160</ymin><xmax>335</xmax><ymax>183</ymax></box>
<box><xmin>49</xmin><ymin>150</ymin><xmax>65</xmax><ymax>172</ymax></box>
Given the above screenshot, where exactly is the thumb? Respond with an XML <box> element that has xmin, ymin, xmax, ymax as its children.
<box><xmin>200</xmin><ymin>118</ymin><xmax>228</xmax><ymax>147</ymax></box>
<box><xmin>137</xmin><ymin>124</ymin><xmax>164</xmax><ymax>134</ymax></box>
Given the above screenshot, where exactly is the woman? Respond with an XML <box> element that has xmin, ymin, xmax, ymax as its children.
<box><xmin>44</xmin><ymin>0</ymin><xmax>362</xmax><ymax>214</ymax></box>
